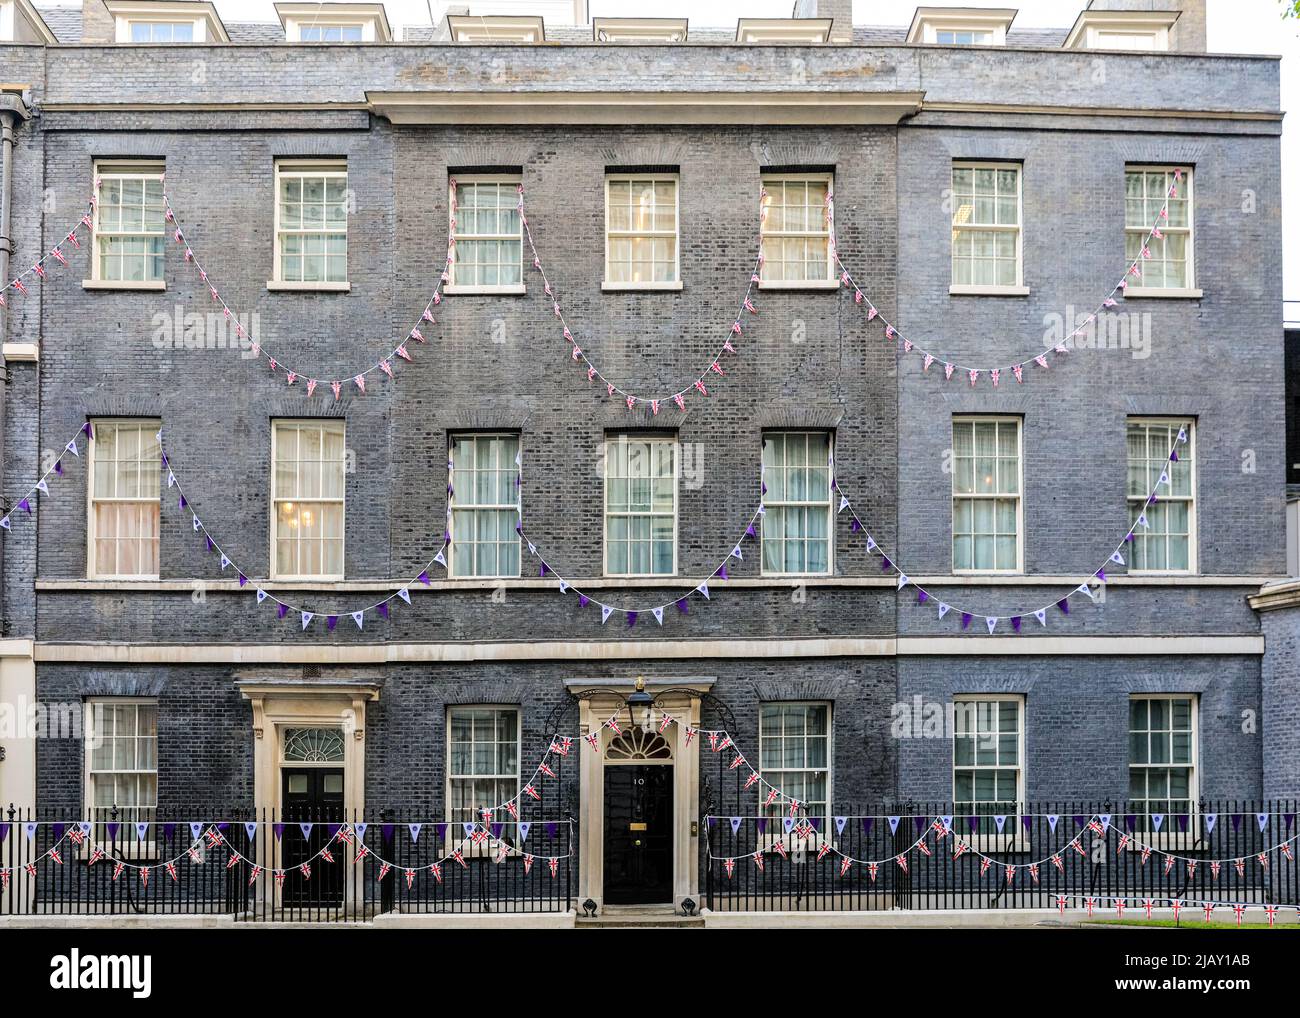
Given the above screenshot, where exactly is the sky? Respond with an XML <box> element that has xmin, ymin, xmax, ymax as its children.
<box><xmin>194</xmin><ymin>0</ymin><xmax>1300</xmax><ymax>317</ymax></box>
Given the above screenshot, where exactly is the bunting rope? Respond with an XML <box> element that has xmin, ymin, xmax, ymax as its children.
<box><xmin>829</xmin><ymin>171</ymin><xmax>1182</xmax><ymax>383</ymax></box>
<box><xmin>0</xmin><ymin>200</ymin><xmax>94</xmax><ymax>308</ymax></box>
<box><xmin>1055</xmin><ymin>892</ymin><xmax>1296</xmax><ymax>926</ymax></box>
<box><xmin>159</xmin><ymin>186</ymin><xmax>447</xmax><ymax>396</ymax></box>
<box><xmin>511</xmin><ymin>182</ymin><xmax>761</xmax><ymax>411</ymax></box>
<box><xmin>0</xmin><ymin>421</ymin><xmax>94</xmax><ymax>530</ymax></box>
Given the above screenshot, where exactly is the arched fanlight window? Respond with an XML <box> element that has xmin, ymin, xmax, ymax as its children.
<box><xmin>282</xmin><ymin>727</ymin><xmax>345</xmax><ymax>762</ymax></box>
<box><xmin>606</xmin><ymin>727</ymin><xmax>673</xmax><ymax>761</ymax></box>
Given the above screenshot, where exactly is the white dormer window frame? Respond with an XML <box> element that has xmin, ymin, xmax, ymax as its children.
<box><xmin>1063</xmin><ymin>10</ymin><xmax>1176</xmax><ymax>51</ymax></box>
<box><xmin>275</xmin><ymin>3</ymin><xmax>391</xmax><ymax>42</ymax></box>
<box><xmin>0</xmin><ymin>0</ymin><xmax>58</xmax><ymax>43</ymax></box>
<box><xmin>593</xmin><ymin>17</ymin><xmax>688</xmax><ymax>43</ymax></box>
<box><xmin>735</xmin><ymin>18</ymin><xmax>832</xmax><ymax>44</ymax></box>
<box><xmin>447</xmin><ymin>15</ymin><xmax>544</xmax><ymax>43</ymax></box>
<box><xmin>906</xmin><ymin>8</ymin><xmax>1016</xmax><ymax>46</ymax></box>
<box><xmin>104</xmin><ymin>1</ymin><xmax>229</xmax><ymax>43</ymax></box>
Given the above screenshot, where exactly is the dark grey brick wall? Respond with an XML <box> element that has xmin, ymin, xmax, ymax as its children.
<box><xmin>1261</xmin><ymin>608</ymin><xmax>1300</xmax><ymax>799</ymax></box>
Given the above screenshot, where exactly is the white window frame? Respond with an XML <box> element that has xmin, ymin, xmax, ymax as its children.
<box><xmin>86</xmin><ymin>418</ymin><xmax>162</xmax><ymax>580</ymax></box>
<box><xmin>760</xmin><ymin>430</ymin><xmax>834</xmax><ymax>577</ymax></box>
<box><xmin>269</xmin><ymin>159</ymin><xmax>350</xmax><ymax>292</ymax></box>
<box><xmin>446</xmin><ymin>175</ymin><xmax>526</xmax><ymax>295</ymax></box>
<box><xmin>906</xmin><ymin>10</ymin><xmax>1014</xmax><ymax>45</ymax></box>
<box><xmin>1064</xmin><ymin>12</ymin><xmax>1175</xmax><ymax>51</ymax></box>
<box><xmin>758</xmin><ymin>173</ymin><xmax>837</xmax><ymax>290</ymax></box>
<box><xmin>757</xmin><ymin>701</ymin><xmax>832</xmax><ymax>827</ymax></box>
<box><xmin>84</xmin><ymin>698</ymin><xmax>159</xmax><ymax>819</ymax></box>
<box><xmin>949</xmin><ymin>161</ymin><xmax>1026</xmax><ymax>296</ymax></box>
<box><xmin>1128</xmin><ymin>694</ymin><xmax>1199</xmax><ymax>832</ymax></box>
<box><xmin>602</xmin><ymin>173</ymin><xmax>682</xmax><ymax>291</ymax></box>
<box><xmin>447</xmin><ymin>432</ymin><xmax>522</xmax><ymax>579</ymax></box>
<box><xmin>269</xmin><ymin>419</ymin><xmax>347</xmax><ymax>582</ymax></box>
<box><xmin>1125</xmin><ymin>165</ymin><xmax>1198</xmax><ymax>298</ymax></box>
<box><xmin>445</xmin><ymin>705</ymin><xmax>522</xmax><ymax>855</ymax></box>
<box><xmin>1127</xmin><ymin>417</ymin><xmax>1197</xmax><ymax>575</ymax></box>
<box><xmin>86</xmin><ymin>161</ymin><xmax>167</xmax><ymax>291</ymax></box>
<box><xmin>104</xmin><ymin>1</ymin><xmax>228</xmax><ymax>42</ymax></box>
<box><xmin>952</xmin><ymin>695</ymin><xmax>1025</xmax><ymax>815</ymax></box>
<box><xmin>603</xmin><ymin>434</ymin><xmax>679</xmax><ymax>578</ymax></box>
<box><xmin>951</xmin><ymin>415</ymin><xmax>1024</xmax><ymax>575</ymax></box>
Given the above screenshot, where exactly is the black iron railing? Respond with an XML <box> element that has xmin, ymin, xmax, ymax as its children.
<box><xmin>0</xmin><ymin>805</ymin><xmax>574</xmax><ymax>921</ymax></box>
<box><xmin>702</xmin><ymin>800</ymin><xmax>1300</xmax><ymax>912</ymax></box>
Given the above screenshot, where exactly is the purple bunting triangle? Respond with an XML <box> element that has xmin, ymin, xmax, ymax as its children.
<box><xmin>627</xmin><ymin>611</ymin><xmax>637</xmax><ymax>627</ymax></box>
<box><xmin>326</xmin><ymin>615</ymin><xmax>338</xmax><ymax>631</ymax></box>
<box><xmin>378</xmin><ymin>602</ymin><xmax>389</xmax><ymax>619</ymax></box>
<box><xmin>676</xmin><ymin>598</ymin><xmax>689</xmax><ymax>613</ymax></box>
<box><xmin>861</xmin><ymin>817</ymin><xmax>872</xmax><ymax>834</ymax></box>
<box><xmin>277</xmin><ymin>604</ymin><xmax>289</xmax><ymax>620</ymax></box>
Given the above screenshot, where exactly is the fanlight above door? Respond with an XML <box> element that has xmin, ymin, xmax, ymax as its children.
<box><xmin>606</xmin><ymin>726</ymin><xmax>673</xmax><ymax>761</ymax></box>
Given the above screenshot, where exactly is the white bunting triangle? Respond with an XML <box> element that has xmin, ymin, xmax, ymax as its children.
<box><xmin>937</xmin><ymin>603</ymin><xmax>951</xmax><ymax>619</ymax></box>
<box><xmin>652</xmin><ymin>607</ymin><xmax>664</xmax><ymax>626</ymax></box>
<box><xmin>397</xmin><ymin>588</ymin><xmax>411</xmax><ymax>604</ymax></box>
<box><xmin>192</xmin><ymin>515</ymin><xmax>201</xmax><ymax>531</ymax></box>
<box><xmin>558</xmin><ymin>581</ymin><xmax>569</xmax><ymax>593</ymax></box>
<box><xmin>897</xmin><ymin>574</ymin><xmax>908</xmax><ymax>590</ymax></box>
<box><xmin>866</xmin><ymin>538</ymin><xmax>877</xmax><ymax>552</ymax></box>
<box><xmin>1034</xmin><ymin>609</ymin><xmax>1047</xmax><ymax>626</ymax></box>
<box><xmin>1077</xmin><ymin>584</ymin><xmax>1095</xmax><ymax>599</ymax></box>
<box><xmin>433</xmin><ymin>550</ymin><xmax>446</xmax><ymax>567</ymax></box>
<box><xmin>36</xmin><ymin>479</ymin><xmax>48</xmax><ymax>494</ymax></box>
<box><xmin>256</xmin><ymin>589</ymin><xmax>268</xmax><ymax>603</ymax></box>
<box><xmin>731</xmin><ymin>545</ymin><xmax>743</xmax><ymax>561</ymax></box>
<box><xmin>1110</xmin><ymin>551</ymin><xmax>1125</xmax><ymax>566</ymax></box>
<box><xmin>352</xmin><ymin>612</ymin><xmax>365</xmax><ymax>630</ymax></box>
<box><xmin>839</xmin><ymin>496</ymin><xmax>849</xmax><ymax>513</ymax></box>
<box><xmin>219</xmin><ymin>555</ymin><xmax>230</xmax><ymax>570</ymax></box>
<box><xmin>696</xmin><ymin>582</ymin><xmax>710</xmax><ymax>600</ymax></box>
<box><xmin>65</xmin><ymin>440</ymin><xmax>79</xmax><ymax>457</ymax></box>
<box><xmin>167</xmin><ymin>472</ymin><xmax>176</xmax><ymax>488</ymax></box>
<box><xmin>986</xmin><ymin>617</ymin><xmax>998</xmax><ymax>634</ymax></box>
<box><xmin>600</xmin><ymin>606</ymin><xmax>613</xmax><ymax>624</ymax></box>
<box><xmin>301</xmin><ymin>612</ymin><xmax>313</xmax><ymax>630</ymax></box>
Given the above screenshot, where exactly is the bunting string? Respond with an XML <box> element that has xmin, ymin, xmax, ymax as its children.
<box><xmin>828</xmin><ymin>171</ymin><xmax>1182</xmax><ymax>383</ymax></box>
<box><xmin>0</xmin><ymin>199</ymin><xmax>94</xmax><ymax>308</ymax></box>
<box><xmin>159</xmin><ymin>186</ymin><xmax>448</xmax><ymax>396</ymax></box>
<box><xmin>0</xmin><ymin>421</ymin><xmax>94</xmax><ymax>532</ymax></box>
<box><xmin>511</xmin><ymin>182</ymin><xmax>762</xmax><ymax>411</ymax></box>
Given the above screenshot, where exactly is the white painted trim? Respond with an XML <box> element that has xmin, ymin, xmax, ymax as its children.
<box><xmin>103</xmin><ymin>0</ymin><xmax>230</xmax><ymax>43</ymax></box>
<box><xmin>1063</xmin><ymin>10</ymin><xmax>1178</xmax><ymax>51</ymax></box>
<box><xmin>269</xmin><ymin>418</ymin><xmax>347</xmax><ymax>582</ymax></box>
<box><xmin>1123</xmin><ymin>287</ymin><xmax>1203</xmax><ymax>300</ymax></box>
<box><xmin>906</xmin><ymin>8</ymin><xmax>1017</xmax><ymax>46</ymax></box>
<box><xmin>592</xmin><ymin>17</ymin><xmax>688</xmax><ymax>43</ymax></box>
<box><xmin>31</xmin><ymin>635</ymin><xmax>1264</xmax><ymax>665</ymax></box>
<box><xmin>604</xmin><ymin>173</ymin><xmax>680</xmax><ymax>290</ymax></box>
<box><xmin>734</xmin><ymin>18</ymin><xmax>831</xmax><ymax>44</ymax></box>
<box><xmin>948</xmin><ymin>284</ymin><xmax>1030</xmax><ymax>296</ymax></box>
<box><xmin>2</xmin><ymin>341</ymin><xmax>38</xmax><ymax>361</ymax></box>
<box><xmin>951</xmin><ymin>415</ymin><xmax>1023</xmax><ymax>575</ymax></box>
<box><xmin>447</xmin><ymin>15</ymin><xmax>544</xmax><ymax>43</ymax></box>
<box><xmin>271</xmin><ymin>159</ymin><xmax>348</xmax><ymax>288</ymax></box>
<box><xmin>448</xmin><ymin>174</ymin><xmax>525</xmax><ymax>293</ymax></box>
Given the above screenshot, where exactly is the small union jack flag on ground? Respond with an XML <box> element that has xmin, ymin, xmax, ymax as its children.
<box><xmin>1202</xmin><ymin>902</ymin><xmax>1215</xmax><ymax>922</ymax></box>
<box><xmin>1084</xmin><ymin>896</ymin><xmax>1097</xmax><ymax>916</ymax></box>
<box><xmin>1143</xmin><ymin>898</ymin><xmax>1155</xmax><ymax>918</ymax></box>
<box><xmin>1265</xmin><ymin>905</ymin><xmax>1279</xmax><ymax>928</ymax></box>
<box><xmin>1057</xmin><ymin>894</ymin><xmax>1068</xmax><ymax>915</ymax></box>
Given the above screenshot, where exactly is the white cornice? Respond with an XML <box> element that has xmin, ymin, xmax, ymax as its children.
<box><xmin>365</xmin><ymin>89</ymin><xmax>925</xmax><ymax>126</ymax></box>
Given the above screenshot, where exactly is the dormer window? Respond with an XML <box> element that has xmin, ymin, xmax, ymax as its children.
<box><xmin>1063</xmin><ymin>10</ymin><xmax>1176</xmax><ymax>51</ymax></box>
<box><xmin>104</xmin><ymin>1</ymin><xmax>229</xmax><ymax>43</ymax></box>
<box><xmin>275</xmin><ymin>3</ymin><xmax>391</xmax><ymax>42</ymax></box>
<box><xmin>593</xmin><ymin>17</ymin><xmax>688</xmax><ymax>43</ymax></box>
<box><xmin>735</xmin><ymin>18</ymin><xmax>832</xmax><ymax>44</ymax></box>
<box><xmin>906</xmin><ymin>7</ymin><xmax>1016</xmax><ymax>46</ymax></box>
<box><xmin>0</xmin><ymin>0</ymin><xmax>58</xmax><ymax>43</ymax></box>
<box><xmin>447</xmin><ymin>15</ymin><xmax>544</xmax><ymax>43</ymax></box>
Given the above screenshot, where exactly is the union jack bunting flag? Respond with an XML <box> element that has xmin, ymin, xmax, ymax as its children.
<box><xmin>355</xmin><ymin>845</ymin><xmax>370</xmax><ymax>863</ymax></box>
<box><xmin>752</xmin><ymin>850</ymin><xmax>765</xmax><ymax>872</ymax></box>
<box><xmin>1235</xmin><ymin>858</ymin><xmax>1246</xmax><ymax>877</ymax></box>
<box><xmin>896</xmin><ymin>854</ymin><xmax>909</xmax><ymax>875</ymax></box>
<box><xmin>430</xmin><ymin>863</ymin><xmax>443</xmax><ymax>883</ymax></box>
<box><xmin>24</xmin><ymin>862</ymin><xmax>37</xmax><ymax>878</ymax></box>
<box><xmin>764</xmin><ymin>789</ymin><xmax>779</xmax><ymax>808</ymax></box>
<box><xmin>1186</xmin><ymin>860</ymin><xmax>1197</xmax><ymax>878</ymax></box>
<box><xmin>839</xmin><ymin>857</ymin><xmax>852</xmax><ymax>877</ymax></box>
<box><xmin>1072</xmin><ymin>839</ymin><xmax>1087</xmax><ymax>857</ymax></box>
<box><xmin>1171</xmin><ymin>900</ymin><xmax>1183</xmax><ymax>919</ymax></box>
<box><xmin>1057</xmin><ymin>895</ymin><xmax>1068</xmax><ymax>915</ymax></box>
<box><xmin>495</xmin><ymin>842</ymin><xmax>508</xmax><ymax>864</ymax></box>
<box><xmin>538</xmin><ymin>762</ymin><xmax>556</xmax><ymax>778</ymax></box>
<box><xmin>979</xmin><ymin>858</ymin><xmax>991</xmax><ymax>877</ymax></box>
<box><xmin>684</xmin><ymin>728</ymin><xmax>696</xmax><ymax>746</ymax></box>
<box><xmin>506</xmin><ymin>800</ymin><xmax>519</xmax><ymax>820</ymax></box>
<box><xmin>772</xmin><ymin>840</ymin><xmax>788</xmax><ymax>860</ymax></box>
<box><xmin>335</xmin><ymin>825</ymin><xmax>355</xmax><ymax>845</ymax></box>
<box><xmin>166</xmin><ymin>861</ymin><xmax>178</xmax><ymax>882</ymax></box>
<box><xmin>1265</xmin><ymin>905</ymin><xmax>1279</xmax><ymax>928</ymax></box>
<box><xmin>524</xmin><ymin>784</ymin><xmax>541</xmax><ymax>801</ymax></box>
<box><xmin>1258</xmin><ymin>852</ymin><xmax>1271</xmax><ymax>870</ymax></box>
<box><xmin>916</xmin><ymin>840</ymin><xmax>931</xmax><ymax>858</ymax></box>
<box><xmin>112</xmin><ymin>863</ymin><xmax>124</xmax><ymax>882</ymax></box>
<box><xmin>953</xmin><ymin>841</ymin><xmax>969</xmax><ymax>859</ymax></box>
<box><xmin>1283</xmin><ymin>843</ymin><xmax>1294</xmax><ymax>862</ymax></box>
<box><xmin>1050</xmin><ymin>853</ymin><xmax>1063</xmax><ymax>872</ymax></box>
<box><xmin>1005</xmin><ymin>865</ymin><xmax>1016</xmax><ymax>885</ymax></box>
<box><xmin>405</xmin><ymin>868</ymin><xmax>416</xmax><ymax>889</ymax></box>
<box><xmin>708</xmin><ymin>732</ymin><xmax>719</xmax><ymax>752</ymax></box>
<box><xmin>140</xmin><ymin>868</ymin><xmax>149</xmax><ymax>887</ymax></box>
<box><xmin>584</xmin><ymin>733</ymin><xmax>600</xmax><ymax>752</ymax></box>
<box><xmin>1202</xmin><ymin>903</ymin><xmax>1215</xmax><ymax>922</ymax></box>
<box><xmin>788</xmin><ymin>799</ymin><xmax>800</xmax><ymax>817</ymax></box>
<box><xmin>68</xmin><ymin>826</ymin><xmax>85</xmax><ymax>845</ymax></box>
<box><xmin>204</xmin><ymin>828</ymin><xmax>224</xmax><ymax>847</ymax></box>
<box><xmin>549</xmin><ymin>858</ymin><xmax>558</xmax><ymax>878</ymax></box>
<box><xmin>1141</xmin><ymin>846</ymin><xmax>1152</xmax><ymax>866</ymax></box>
<box><xmin>1028</xmin><ymin>864</ymin><xmax>1039</xmax><ymax>884</ymax></box>
<box><xmin>728</xmin><ymin>755</ymin><xmax>743</xmax><ymax>771</ymax></box>
<box><xmin>1116</xmin><ymin>833</ymin><xmax>1130</xmax><ymax>854</ymax></box>
<box><xmin>1164</xmin><ymin>855</ymin><xmax>1174</xmax><ymax>876</ymax></box>
<box><xmin>49</xmin><ymin>848</ymin><xmax>63</xmax><ymax>866</ymax></box>
<box><xmin>377</xmin><ymin>862</ymin><xmax>391</xmax><ymax>881</ymax></box>
<box><xmin>299</xmin><ymin>863</ymin><xmax>311</xmax><ymax>879</ymax></box>
<box><xmin>725</xmin><ymin>859</ymin><xmax>735</xmax><ymax>878</ymax></box>
<box><xmin>248</xmin><ymin>866</ymin><xmax>262</xmax><ymax>885</ymax></box>
<box><xmin>551</xmin><ymin>737</ymin><xmax>572</xmax><ymax>756</ymax></box>
<box><xmin>1114</xmin><ymin>898</ymin><xmax>1126</xmax><ymax>917</ymax></box>
<box><xmin>1084</xmin><ymin>896</ymin><xmax>1097</xmax><ymax>916</ymax></box>
<box><xmin>1211</xmin><ymin>861</ymin><xmax>1221</xmax><ymax>879</ymax></box>
<box><xmin>1088</xmin><ymin>820</ymin><xmax>1105</xmax><ymax>837</ymax></box>
<box><xmin>1143</xmin><ymin>898</ymin><xmax>1155</xmax><ymax>918</ymax></box>
<box><xmin>524</xmin><ymin>854</ymin><xmax>534</xmax><ymax>874</ymax></box>
<box><xmin>470</xmin><ymin>827</ymin><xmax>490</xmax><ymax>844</ymax></box>
<box><xmin>320</xmin><ymin>847</ymin><xmax>335</xmax><ymax>864</ymax></box>
<box><xmin>817</xmin><ymin>842</ymin><xmax>832</xmax><ymax>861</ymax></box>
<box><xmin>744</xmin><ymin>772</ymin><xmax>760</xmax><ymax>790</ymax></box>
<box><xmin>89</xmin><ymin>847</ymin><xmax>104</xmax><ymax>866</ymax></box>
<box><xmin>658</xmin><ymin>714</ymin><xmax>674</xmax><ymax>734</ymax></box>
<box><xmin>606</xmin><ymin>716</ymin><xmax>622</xmax><ymax>736</ymax></box>
<box><xmin>452</xmin><ymin>850</ymin><xmax>467</xmax><ymax>868</ymax></box>
<box><xmin>226</xmin><ymin>853</ymin><xmax>239</xmax><ymax>870</ymax></box>
<box><xmin>719</xmin><ymin>737</ymin><xmax>732</xmax><ymax>751</ymax></box>
<box><xmin>868</xmin><ymin>862</ymin><xmax>878</xmax><ymax>882</ymax></box>
<box><xmin>1233</xmin><ymin>904</ymin><xmax>1247</xmax><ymax>927</ymax></box>
<box><xmin>480</xmin><ymin>808</ymin><xmax>493</xmax><ymax>824</ymax></box>
<box><xmin>0</xmin><ymin>870</ymin><xmax>7</xmax><ymax>890</ymax></box>
<box><xmin>931</xmin><ymin>819</ymin><xmax>949</xmax><ymax>837</ymax></box>
<box><xmin>188</xmin><ymin>846</ymin><xmax>202</xmax><ymax>864</ymax></box>
<box><xmin>274</xmin><ymin>870</ymin><xmax>286</xmax><ymax>888</ymax></box>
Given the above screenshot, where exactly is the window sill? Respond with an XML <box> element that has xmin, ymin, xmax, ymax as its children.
<box><xmin>82</xmin><ymin>279</ymin><xmax>166</xmax><ymax>292</ymax></box>
<box><xmin>265</xmin><ymin>280</ymin><xmax>351</xmax><ymax>293</ymax></box>
<box><xmin>1123</xmin><ymin>287</ymin><xmax>1203</xmax><ymax>300</ymax></box>
<box><xmin>948</xmin><ymin>285</ymin><xmax>1030</xmax><ymax>297</ymax></box>
<box><xmin>601</xmin><ymin>281</ymin><xmax>684</xmax><ymax>292</ymax></box>
<box><xmin>443</xmin><ymin>284</ymin><xmax>526</xmax><ymax>296</ymax></box>
<box><xmin>757</xmin><ymin>279</ymin><xmax>840</xmax><ymax>291</ymax></box>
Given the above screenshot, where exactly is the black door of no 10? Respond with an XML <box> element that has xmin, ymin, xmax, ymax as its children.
<box><xmin>603</xmin><ymin>765</ymin><xmax>673</xmax><ymax>905</ymax></box>
<box><xmin>281</xmin><ymin>768</ymin><xmax>345</xmax><ymax>907</ymax></box>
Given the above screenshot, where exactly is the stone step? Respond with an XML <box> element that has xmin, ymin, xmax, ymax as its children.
<box><xmin>577</xmin><ymin>906</ymin><xmax>704</xmax><ymax>929</ymax></box>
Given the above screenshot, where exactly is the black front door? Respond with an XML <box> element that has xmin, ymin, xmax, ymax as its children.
<box><xmin>281</xmin><ymin>768</ymin><xmax>345</xmax><ymax>907</ymax></box>
<box><xmin>604</xmin><ymin>765</ymin><xmax>673</xmax><ymax>905</ymax></box>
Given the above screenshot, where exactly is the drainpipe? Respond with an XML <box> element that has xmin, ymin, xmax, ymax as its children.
<box><xmin>0</xmin><ymin>88</ymin><xmax>32</xmax><ymax>635</ymax></box>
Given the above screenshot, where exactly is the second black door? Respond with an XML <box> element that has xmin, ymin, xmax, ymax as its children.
<box><xmin>603</xmin><ymin>765</ymin><xmax>673</xmax><ymax>905</ymax></box>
